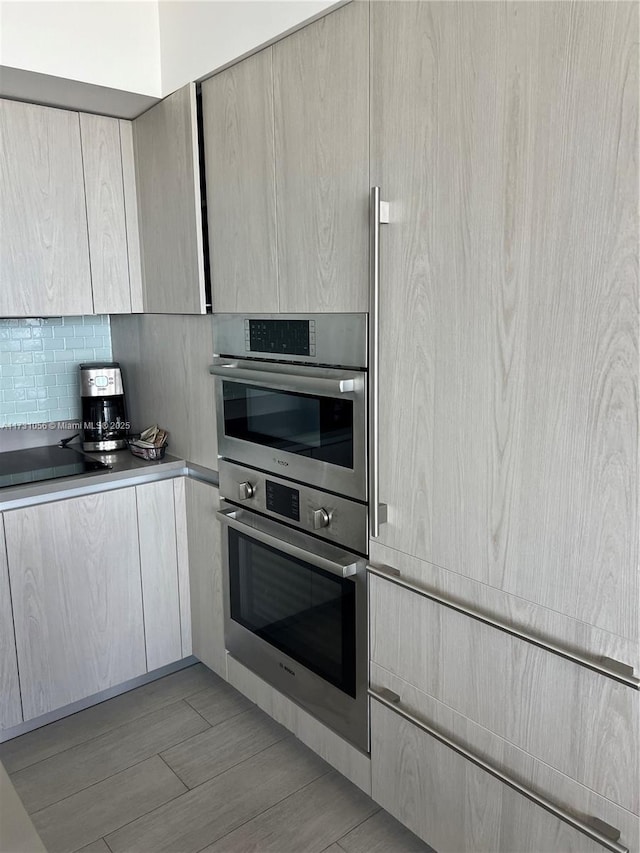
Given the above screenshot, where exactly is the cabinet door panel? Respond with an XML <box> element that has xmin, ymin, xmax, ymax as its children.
<box><xmin>202</xmin><ymin>48</ymin><xmax>278</xmax><ymax>312</ymax></box>
<box><xmin>0</xmin><ymin>516</ymin><xmax>22</xmax><ymax>730</ymax></box>
<box><xmin>4</xmin><ymin>490</ymin><xmax>147</xmax><ymax>720</ymax></box>
<box><xmin>136</xmin><ymin>480</ymin><xmax>182</xmax><ymax>671</ymax></box>
<box><xmin>0</xmin><ymin>99</ymin><xmax>92</xmax><ymax>316</ymax></box>
<box><xmin>371</xmin><ymin>700</ymin><xmax>625</xmax><ymax>853</ymax></box>
<box><xmin>133</xmin><ymin>84</ymin><xmax>206</xmax><ymax>314</ymax></box>
<box><xmin>80</xmin><ymin>113</ymin><xmax>131</xmax><ymax>314</ymax></box>
<box><xmin>371</xmin><ymin>1</ymin><xmax>638</xmax><ymax>640</ymax></box>
<box><xmin>370</xmin><ymin>575</ymin><xmax>639</xmax><ymax>813</ymax></box>
<box><xmin>274</xmin><ymin>1</ymin><xmax>369</xmax><ymax>312</ymax></box>
<box><xmin>186</xmin><ymin>480</ymin><xmax>225</xmax><ymax>678</ymax></box>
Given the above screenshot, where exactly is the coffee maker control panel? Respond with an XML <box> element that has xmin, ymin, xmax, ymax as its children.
<box><xmin>80</xmin><ymin>364</ymin><xmax>124</xmax><ymax>397</ymax></box>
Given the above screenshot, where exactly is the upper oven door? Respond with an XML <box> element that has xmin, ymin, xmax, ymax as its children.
<box><xmin>210</xmin><ymin>359</ymin><xmax>367</xmax><ymax>501</ymax></box>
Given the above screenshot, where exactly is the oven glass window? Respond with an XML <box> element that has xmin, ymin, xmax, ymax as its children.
<box><xmin>222</xmin><ymin>382</ymin><xmax>354</xmax><ymax>469</ymax></box>
<box><xmin>228</xmin><ymin>528</ymin><xmax>356</xmax><ymax>697</ymax></box>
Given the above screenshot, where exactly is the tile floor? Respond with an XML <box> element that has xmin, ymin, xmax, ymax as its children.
<box><xmin>1</xmin><ymin>664</ymin><xmax>432</xmax><ymax>853</ymax></box>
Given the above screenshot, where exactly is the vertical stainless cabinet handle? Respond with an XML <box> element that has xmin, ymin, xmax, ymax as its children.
<box><xmin>370</xmin><ymin>187</ymin><xmax>389</xmax><ymax>538</ymax></box>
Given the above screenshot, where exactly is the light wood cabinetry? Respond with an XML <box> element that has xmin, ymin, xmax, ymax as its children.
<box><xmin>273</xmin><ymin>0</ymin><xmax>369</xmax><ymax>312</ymax></box>
<box><xmin>79</xmin><ymin>113</ymin><xmax>132</xmax><ymax>314</ymax></box>
<box><xmin>133</xmin><ymin>83</ymin><xmax>206</xmax><ymax>314</ymax></box>
<box><xmin>0</xmin><ymin>99</ymin><xmax>93</xmax><ymax>317</ymax></box>
<box><xmin>185</xmin><ymin>479</ymin><xmax>225</xmax><ymax>678</ymax></box>
<box><xmin>370</xmin><ymin>0</ymin><xmax>638</xmax><ymax>642</ymax></box>
<box><xmin>0</xmin><ymin>517</ymin><xmax>22</xmax><ymax>730</ymax></box>
<box><xmin>136</xmin><ymin>479</ymin><xmax>183</xmax><ymax>671</ymax></box>
<box><xmin>201</xmin><ymin>49</ymin><xmax>278</xmax><ymax>313</ymax></box>
<box><xmin>4</xmin><ymin>489</ymin><xmax>147</xmax><ymax>720</ymax></box>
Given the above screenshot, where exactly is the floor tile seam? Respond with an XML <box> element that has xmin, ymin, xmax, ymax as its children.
<box><xmin>165</xmin><ymin>728</ymin><xmax>292</xmax><ymax>790</ymax></box>
<box><xmin>181</xmin><ymin>699</ymin><xmax>256</xmax><ymax>732</ymax></box>
<box><xmin>10</xmin><ymin>696</ymin><xmax>209</xmax><ymax>784</ymax></box>
<box><xmin>189</xmin><ymin>766</ymin><xmax>334</xmax><ymax>853</ymax></box>
<box><xmin>27</xmin><ymin>753</ymin><xmax>181</xmax><ymax>818</ymax></box>
<box><xmin>157</xmin><ymin>750</ymin><xmax>190</xmax><ymax>790</ymax></box>
<box><xmin>2</xmin><ymin>670</ymin><xmax>210</xmax><ymax>775</ymax></box>
<box><xmin>333</xmin><ymin>806</ymin><xmax>383</xmax><ymax>850</ymax></box>
<box><xmin>102</xmin><ymin>734</ymin><xmax>315</xmax><ymax>850</ymax></box>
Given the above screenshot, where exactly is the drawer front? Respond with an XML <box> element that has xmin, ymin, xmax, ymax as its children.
<box><xmin>369</xmin><ymin>574</ymin><xmax>639</xmax><ymax>813</ymax></box>
<box><xmin>371</xmin><ymin>696</ymin><xmax>635</xmax><ymax>853</ymax></box>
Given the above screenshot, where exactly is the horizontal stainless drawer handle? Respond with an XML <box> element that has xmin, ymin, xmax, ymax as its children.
<box><xmin>209</xmin><ymin>362</ymin><xmax>362</xmax><ymax>395</ymax></box>
<box><xmin>367</xmin><ymin>563</ymin><xmax>639</xmax><ymax>690</ymax></box>
<box><xmin>216</xmin><ymin>506</ymin><xmax>359</xmax><ymax>578</ymax></box>
<box><xmin>370</xmin><ymin>687</ymin><xmax>628</xmax><ymax>853</ymax></box>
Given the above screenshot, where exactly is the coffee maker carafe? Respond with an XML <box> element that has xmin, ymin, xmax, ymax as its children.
<box><xmin>80</xmin><ymin>363</ymin><xmax>129</xmax><ymax>451</ymax></box>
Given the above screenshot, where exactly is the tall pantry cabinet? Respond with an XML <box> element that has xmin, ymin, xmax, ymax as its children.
<box><xmin>368</xmin><ymin>2</ymin><xmax>639</xmax><ymax>852</ymax></box>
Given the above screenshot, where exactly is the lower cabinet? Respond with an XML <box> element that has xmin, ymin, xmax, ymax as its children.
<box><xmin>370</xmin><ymin>696</ymin><xmax>635</xmax><ymax>853</ymax></box>
<box><xmin>0</xmin><ymin>519</ymin><xmax>22</xmax><ymax>730</ymax></box>
<box><xmin>185</xmin><ymin>479</ymin><xmax>226</xmax><ymax>678</ymax></box>
<box><xmin>2</xmin><ymin>479</ymin><xmax>190</xmax><ymax>725</ymax></box>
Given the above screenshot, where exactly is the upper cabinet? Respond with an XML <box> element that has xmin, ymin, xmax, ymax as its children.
<box><xmin>202</xmin><ymin>1</ymin><xmax>369</xmax><ymax>313</ymax></box>
<box><xmin>0</xmin><ymin>99</ymin><xmax>142</xmax><ymax>317</ymax></box>
<box><xmin>133</xmin><ymin>83</ymin><xmax>207</xmax><ymax>314</ymax></box>
<box><xmin>273</xmin><ymin>0</ymin><xmax>369</xmax><ymax>312</ymax></box>
<box><xmin>0</xmin><ymin>99</ymin><xmax>93</xmax><ymax>317</ymax></box>
<box><xmin>201</xmin><ymin>49</ymin><xmax>278</xmax><ymax>313</ymax></box>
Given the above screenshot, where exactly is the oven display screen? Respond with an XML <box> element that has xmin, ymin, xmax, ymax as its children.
<box><xmin>266</xmin><ymin>480</ymin><xmax>300</xmax><ymax>522</ymax></box>
<box><xmin>248</xmin><ymin>319</ymin><xmax>312</xmax><ymax>356</ymax></box>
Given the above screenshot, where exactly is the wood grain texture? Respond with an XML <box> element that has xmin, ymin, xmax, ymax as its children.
<box><xmin>173</xmin><ymin>478</ymin><xmax>192</xmax><ymax>658</ymax></box>
<box><xmin>370</xmin><ymin>666</ymin><xmax>639</xmax><ymax>853</ymax></box>
<box><xmin>110</xmin><ymin>314</ymin><xmax>217</xmax><ymax>469</ymax></box>
<box><xmin>184</xmin><ymin>679</ymin><xmax>252</xmax><ymax>727</ymax></box>
<box><xmin>11</xmin><ymin>700</ymin><xmax>207</xmax><ymax>814</ymax></box>
<box><xmin>201</xmin><ymin>48</ymin><xmax>278</xmax><ymax>312</ymax></box>
<box><xmin>369</xmin><ymin>575</ymin><xmax>639</xmax><ymax>814</ymax></box>
<box><xmin>31</xmin><ymin>755</ymin><xmax>186</xmax><ymax>853</ymax></box>
<box><xmin>0</xmin><ymin>760</ymin><xmax>46</xmax><ymax>853</ymax></box>
<box><xmin>161</xmin><ymin>706</ymin><xmax>287</xmax><ymax>789</ymax></box>
<box><xmin>200</xmin><ymin>770</ymin><xmax>378</xmax><ymax>853</ymax></box>
<box><xmin>0</xmin><ymin>99</ymin><xmax>92</xmax><ymax>316</ymax></box>
<box><xmin>186</xmin><ymin>480</ymin><xmax>226</xmax><ymax>677</ymax></box>
<box><xmin>371</xmin><ymin>2</ymin><xmax>639</xmax><ymax>641</ymax></box>
<box><xmin>79</xmin><ymin>113</ymin><xmax>131</xmax><ymax>314</ymax></box>
<box><xmin>371</xmin><ymin>700</ymin><xmax>611</xmax><ymax>853</ymax></box>
<box><xmin>105</xmin><ymin>737</ymin><xmax>329</xmax><ymax>853</ymax></box>
<box><xmin>136</xmin><ymin>480</ymin><xmax>182</xmax><ymax>671</ymax></box>
<box><xmin>133</xmin><ymin>84</ymin><xmax>206</xmax><ymax>314</ymax></box>
<box><xmin>274</xmin><ymin>0</ymin><xmax>369</xmax><ymax>312</ymax></box>
<box><xmin>4</xmin><ymin>489</ymin><xmax>147</xmax><ymax>720</ymax></box>
<box><xmin>118</xmin><ymin>119</ymin><xmax>144</xmax><ymax>313</ymax></box>
<box><xmin>226</xmin><ymin>655</ymin><xmax>372</xmax><ymax>796</ymax></box>
<box><xmin>336</xmin><ymin>809</ymin><xmax>433</xmax><ymax>853</ymax></box>
<box><xmin>0</xmin><ymin>663</ymin><xmax>218</xmax><ymax>774</ymax></box>
<box><xmin>0</xmin><ymin>516</ymin><xmax>22</xmax><ymax>730</ymax></box>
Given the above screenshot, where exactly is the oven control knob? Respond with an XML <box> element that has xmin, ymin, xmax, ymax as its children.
<box><xmin>238</xmin><ymin>481</ymin><xmax>255</xmax><ymax>501</ymax></box>
<box><xmin>312</xmin><ymin>508</ymin><xmax>331</xmax><ymax>529</ymax></box>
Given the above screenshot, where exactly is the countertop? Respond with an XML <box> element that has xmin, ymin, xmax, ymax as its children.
<box><xmin>0</xmin><ymin>446</ymin><xmax>190</xmax><ymax>512</ymax></box>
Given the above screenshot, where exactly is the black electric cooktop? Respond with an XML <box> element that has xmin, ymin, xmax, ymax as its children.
<box><xmin>0</xmin><ymin>445</ymin><xmax>112</xmax><ymax>490</ymax></box>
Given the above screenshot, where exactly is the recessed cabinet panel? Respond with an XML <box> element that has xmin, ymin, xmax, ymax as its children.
<box><xmin>0</xmin><ymin>99</ymin><xmax>93</xmax><ymax>316</ymax></box>
<box><xmin>274</xmin><ymin>0</ymin><xmax>369</xmax><ymax>312</ymax></box>
<box><xmin>0</xmin><ymin>516</ymin><xmax>22</xmax><ymax>730</ymax></box>
<box><xmin>133</xmin><ymin>83</ymin><xmax>206</xmax><ymax>314</ymax></box>
<box><xmin>80</xmin><ymin>113</ymin><xmax>132</xmax><ymax>314</ymax></box>
<box><xmin>4</xmin><ymin>490</ymin><xmax>147</xmax><ymax>720</ymax></box>
<box><xmin>202</xmin><ymin>49</ymin><xmax>278</xmax><ymax>312</ymax></box>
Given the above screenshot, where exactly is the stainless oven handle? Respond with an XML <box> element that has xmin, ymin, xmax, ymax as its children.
<box><xmin>216</xmin><ymin>507</ymin><xmax>359</xmax><ymax>579</ymax></box>
<box><xmin>209</xmin><ymin>363</ymin><xmax>362</xmax><ymax>395</ymax></box>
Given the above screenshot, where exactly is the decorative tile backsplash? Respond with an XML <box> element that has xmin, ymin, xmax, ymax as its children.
<box><xmin>0</xmin><ymin>316</ymin><xmax>112</xmax><ymax>428</ymax></box>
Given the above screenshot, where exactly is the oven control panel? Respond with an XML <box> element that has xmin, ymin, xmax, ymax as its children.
<box><xmin>218</xmin><ymin>459</ymin><xmax>367</xmax><ymax>555</ymax></box>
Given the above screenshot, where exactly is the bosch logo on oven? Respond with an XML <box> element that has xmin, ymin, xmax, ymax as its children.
<box><xmin>279</xmin><ymin>662</ymin><xmax>296</xmax><ymax>678</ymax></box>
<box><xmin>274</xmin><ymin>457</ymin><xmax>289</xmax><ymax>467</ymax></box>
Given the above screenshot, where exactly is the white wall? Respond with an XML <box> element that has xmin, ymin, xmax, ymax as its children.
<box><xmin>0</xmin><ymin>1</ymin><xmax>162</xmax><ymax>96</ymax></box>
<box><xmin>158</xmin><ymin>1</ymin><xmax>340</xmax><ymax>93</ymax></box>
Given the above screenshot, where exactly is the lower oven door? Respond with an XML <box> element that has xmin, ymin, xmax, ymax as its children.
<box><xmin>217</xmin><ymin>502</ymin><xmax>369</xmax><ymax>753</ymax></box>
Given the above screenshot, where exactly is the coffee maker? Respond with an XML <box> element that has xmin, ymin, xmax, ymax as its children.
<box><xmin>80</xmin><ymin>363</ymin><xmax>129</xmax><ymax>451</ymax></box>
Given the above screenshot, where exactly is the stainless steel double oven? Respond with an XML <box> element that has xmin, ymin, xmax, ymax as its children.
<box><xmin>211</xmin><ymin>314</ymin><xmax>369</xmax><ymax>753</ymax></box>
